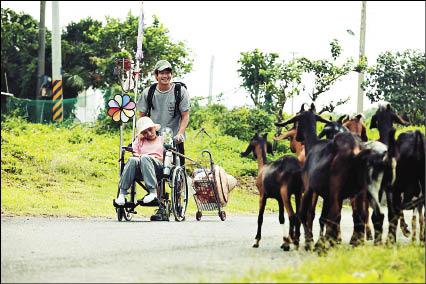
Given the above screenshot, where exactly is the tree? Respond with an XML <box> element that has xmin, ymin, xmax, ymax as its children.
<box><xmin>237</xmin><ymin>49</ymin><xmax>279</xmax><ymax>112</ymax></box>
<box><xmin>2</xmin><ymin>8</ymin><xmax>193</xmax><ymax>101</ymax></box>
<box><xmin>266</xmin><ymin>58</ymin><xmax>303</xmax><ymax>122</ymax></box>
<box><xmin>363</xmin><ymin>50</ymin><xmax>425</xmax><ymax>125</ymax></box>
<box><xmin>1</xmin><ymin>8</ymin><xmax>52</xmax><ymax>99</ymax></box>
<box><xmin>63</xmin><ymin>14</ymin><xmax>193</xmax><ymax>98</ymax></box>
<box><xmin>298</xmin><ymin>39</ymin><xmax>361</xmax><ymax>114</ymax></box>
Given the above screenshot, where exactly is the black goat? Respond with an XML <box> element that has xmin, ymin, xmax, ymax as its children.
<box><xmin>370</xmin><ymin>102</ymin><xmax>409</xmax><ymax>145</ymax></box>
<box><xmin>388</xmin><ymin>130</ymin><xmax>425</xmax><ymax>243</ymax></box>
<box><xmin>275</xmin><ymin>103</ymin><xmax>373</xmax><ymax>251</ymax></box>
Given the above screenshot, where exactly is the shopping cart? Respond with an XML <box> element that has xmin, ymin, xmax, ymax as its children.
<box><xmin>191</xmin><ymin>150</ymin><xmax>235</xmax><ymax>221</ymax></box>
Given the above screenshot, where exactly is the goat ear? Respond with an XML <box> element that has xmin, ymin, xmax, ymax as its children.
<box><xmin>300</xmin><ymin>104</ymin><xmax>306</xmax><ymax>112</ymax></box>
<box><xmin>275</xmin><ymin>115</ymin><xmax>300</xmax><ymax>127</ymax></box>
<box><xmin>370</xmin><ymin>114</ymin><xmax>377</xmax><ymax>129</ymax></box>
<box><xmin>262</xmin><ymin>133</ymin><xmax>268</xmax><ymax>139</ymax></box>
<box><xmin>355</xmin><ymin>114</ymin><xmax>363</xmax><ymax>121</ymax></box>
<box><xmin>338</xmin><ymin>115</ymin><xmax>347</xmax><ymax>124</ymax></box>
<box><xmin>240</xmin><ymin>144</ymin><xmax>254</xmax><ymax>158</ymax></box>
<box><xmin>315</xmin><ymin>114</ymin><xmax>330</xmax><ymax>124</ymax></box>
<box><xmin>310</xmin><ymin>103</ymin><xmax>316</xmax><ymax>112</ymax></box>
<box><xmin>266</xmin><ymin>141</ymin><xmax>274</xmax><ymax>155</ymax></box>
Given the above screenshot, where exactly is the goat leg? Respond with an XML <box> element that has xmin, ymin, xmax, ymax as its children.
<box><xmin>253</xmin><ymin>195</ymin><xmax>267</xmax><ymax>248</ymax></box>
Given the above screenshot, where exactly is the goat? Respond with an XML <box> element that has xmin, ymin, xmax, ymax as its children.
<box><xmin>319</xmin><ymin>116</ymin><xmax>397</xmax><ymax>245</ymax></box>
<box><xmin>275</xmin><ymin>103</ymin><xmax>373</xmax><ymax>251</ymax></box>
<box><xmin>241</xmin><ymin>133</ymin><xmax>303</xmax><ymax>250</ymax></box>
<box><xmin>370</xmin><ymin>102</ymin><xmax>412</xmax><ymax>236</ymax></box>
<box><xmin>318</xmin><ymin>115</ymin><xmax>348</xmax><ymax>140</ymax></box>
<box><xmin>370</xmin><ymin>102</ymin><xmax>409</xmax><ymax>145</ymax></box>
<box><xmin>273</xmin><ymin>124</ymin><xmax>305</xmax><ymax>164</ymax></box>
<box><xmin>343</xmin><ymin>113</ymin><xmax>368</xmax><ymax>142</ymax></box>
<box><xmin>387</xmin><ymin>130</ymin><xmax>425</xmax><ymax>244</ymax></box>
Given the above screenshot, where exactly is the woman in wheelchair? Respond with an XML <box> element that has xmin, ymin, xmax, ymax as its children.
<box><xmin>114</xmin><ymin>117</ymin><xmax>167</xmax><ymax>221</ymax></box>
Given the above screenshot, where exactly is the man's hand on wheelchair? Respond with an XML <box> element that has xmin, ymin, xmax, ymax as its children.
<box><xmin>173</xmin><ymin>133</ymin><xmax>185</xmax><ymax>144</ymax></box>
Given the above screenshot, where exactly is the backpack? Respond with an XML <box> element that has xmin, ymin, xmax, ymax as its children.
<box><xmin>146</xmin><ymin>82</ymin><xmax>187</xmax><ymax>118</ymax></box>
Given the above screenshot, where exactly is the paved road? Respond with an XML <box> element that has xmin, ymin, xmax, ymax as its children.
<box><xmin>1</xmin><ymin>209</ymin><xmax>411</xmax><ymax>283</ymax></box>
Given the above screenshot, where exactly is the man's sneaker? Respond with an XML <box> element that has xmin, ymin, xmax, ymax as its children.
<box><xmin>150</xmin><ymin>207</ymin><xmax>169</xmax><ymax>221</ymax></box>
<box><xmin>115</xmin><ymin>194</ymin><xmax>125</xmax><ymax>206</ymax></box>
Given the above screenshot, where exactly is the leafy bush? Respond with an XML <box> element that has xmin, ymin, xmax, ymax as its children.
<box><xmin>219</xmin><ymin>106</ymin><xmax>274</xmax><ymax>141</ymax></box>
<box><xmin>189</xmin><ymin>103</ymin><xmax>228</xmax><ymax>130</ymax></box>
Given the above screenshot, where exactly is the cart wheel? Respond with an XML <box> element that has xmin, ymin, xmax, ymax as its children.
<box><xmin>219</xmin><ymin>211</ymin><xmax>226</xmax><ymax>221</ymax></box>
<box><xmin>171</xmin><ymin>167</ymin><xmax>188</xmax><ymax>222</ymax></box>
<box><xmin>196</xmin><ymin>211</ymin><xmax>202</xmax><ymax>221</ymax></box>
<box><xmin>117</xmin><ymin>207</ymin><xmax>125</xmax><ymax>222</ymax></box>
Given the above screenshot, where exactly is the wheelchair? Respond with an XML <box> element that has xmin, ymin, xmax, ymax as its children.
<box><xmin>112</xmin><ymin>127</ymin><xmax>189</xmax><ymax>222</ymax></box>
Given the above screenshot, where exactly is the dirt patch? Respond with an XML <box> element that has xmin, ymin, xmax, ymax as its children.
<box><xmin>236</xmin><ymin>176</ymin><xmax>258</xmax><ymax>195</ymax></box>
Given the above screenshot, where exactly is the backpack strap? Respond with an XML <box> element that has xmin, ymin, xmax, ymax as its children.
<box><xmin>174</xmin><ymin>83</ymin><xmax>182</xmax><ymax>118</ymax></box>
<box><xmin>173</xmin><ymin>82</ymin><xmax>187</xmax><ymax>118</ymax></box>
<box><xmin>146</xmin><ymin>83</ymin><xmax>157</xmax><ymax>117</ymax></box>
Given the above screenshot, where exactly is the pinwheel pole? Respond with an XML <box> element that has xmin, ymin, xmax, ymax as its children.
<box><xmin>107</xmin><ymin>93</ymin><xmax>136</xmax><ymax>177</ymax></box>
<box><xmin>132</xmin><ymin>1</ymin><xmax>145</xmax><ymax>142</ymax></box>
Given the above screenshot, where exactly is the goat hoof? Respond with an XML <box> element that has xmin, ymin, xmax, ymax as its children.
<box><xmin>385</xmin><ymin>235</ymin><xmax>396</xmax><ymax>246</ymax></box>
<box><xmin>373</xmin><ymin>238</ymin><xmax>383</xmax><ymax>246</ymax></box>
<box><xmin>252</xmin><ymin>243</ymin><xmax>259</xmax><ymax>248</ymax></box>
<box><xmin>401</xmin><ymin>226</ymin><xmax>410</xmax><ymax>238</ymax></box>
<box><xmin>281</xmin><ymin>243</ymin><xmax>290</xmax><ymax>251</ymax></box>
<box><xmin>304</xmin><ymin>242</ymin><xmax>314</xmax><ymax>252</ymax></box>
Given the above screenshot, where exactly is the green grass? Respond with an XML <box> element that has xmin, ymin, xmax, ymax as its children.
<box><xmin>233</xmin><ymin>244</ymin><xmax>425</xmax><ymax>283</ymax></box>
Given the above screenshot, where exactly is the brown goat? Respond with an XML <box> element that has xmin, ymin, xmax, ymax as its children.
<box><xmin>274</xmin><ymin>126</ymin><xmax>306</xmax><ymax>164</ymax></box>
<box><xmin>241</xmin><ymin>133</ymin><xmax>303</xmax><ymax>250</ymax></box>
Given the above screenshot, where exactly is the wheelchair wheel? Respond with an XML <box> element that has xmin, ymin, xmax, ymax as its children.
<box><xmin>171</xmin><ymin>167</ymin><xmax>188</xmax><ymax>222</ymax></box>
<box><xmin>117</xmin><ymin>207</ymin><xmax>125</xmax><ymax>222</ymax></box>
<box><xmin>123</xmin><ymin>208</ymin><xmax>133</xmax><ymax>221</ymax></box>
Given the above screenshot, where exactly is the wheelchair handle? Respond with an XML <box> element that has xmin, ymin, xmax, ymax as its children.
<box><xmin>122</xmin><ymin>146</ymin><xmax>133</xmax><ymax>152</ymax></box>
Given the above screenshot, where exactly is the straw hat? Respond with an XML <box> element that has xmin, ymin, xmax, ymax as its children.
<box><xmin>136</xmin><ymin>117</ymin><xmax>161</xmax><ymax>135</ymax></box>
<box><xmin>213</xmin><ymin>165</ymin><xmax>238</xmax><ymax>206</ymax></box>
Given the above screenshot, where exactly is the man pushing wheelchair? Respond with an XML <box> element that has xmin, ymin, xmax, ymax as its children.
<box><xmin>114</xmin><ymin>60</ymin><xmax>190</xmax><ymax>221</ymax></box>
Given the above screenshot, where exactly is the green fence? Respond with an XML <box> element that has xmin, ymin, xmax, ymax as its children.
<box><xmin>4</xmin><ymin>96</ymin><xmax>78</xmax><ymax>123</ymax></box>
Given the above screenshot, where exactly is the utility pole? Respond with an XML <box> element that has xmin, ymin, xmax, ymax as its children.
<box><xmin>357</xmin><ymin>1</ymin><xmax>367</xmax><ymax>114</ymax></box>
<box><xmin>52</xmin><ymin>1</ymin><xmax>63</xmax><ymax>122</ymax></box>
<box><xmin>208</xmin><ymin>55</ymin><xmax>214</xmax><ymax>105</ymax></box>
<box><xmin>36</xmin><ymin>1</ymin><xmax>46</xmax><ymax>122</ymax></box>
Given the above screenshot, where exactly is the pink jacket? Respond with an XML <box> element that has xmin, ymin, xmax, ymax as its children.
<box><xmin>132</xmin><ymin>135</ymin><xmax>164</xmax><ymax>161</ymax></box>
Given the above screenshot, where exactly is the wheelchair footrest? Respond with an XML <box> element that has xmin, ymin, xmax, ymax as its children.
<box><xmin>137</xmin><ymin>198</ymin><xmax>160</xmax><ymax>207</ymax></box>
<box><xmin>113</xmin><ymin>199</ymin><xmax>136</xmax><ymax>209</ymax></box>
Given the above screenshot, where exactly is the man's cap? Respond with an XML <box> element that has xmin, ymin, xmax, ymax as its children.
<box><xmin>154</xmin><ymin>60</ymin><xmax>172</xmax><ymax>72</ymax></box>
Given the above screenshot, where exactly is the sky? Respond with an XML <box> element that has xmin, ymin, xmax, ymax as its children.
<box><xmin>2</xmin><ymin>1</ymin><xmax>425</xmax><ymax>116</ymax></box>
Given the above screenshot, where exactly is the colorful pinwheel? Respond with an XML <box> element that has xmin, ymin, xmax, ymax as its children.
<box><xmin>107</xmin><ymin>94</ymin><xmax>136</xmax><ymax>123</ymax></box>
